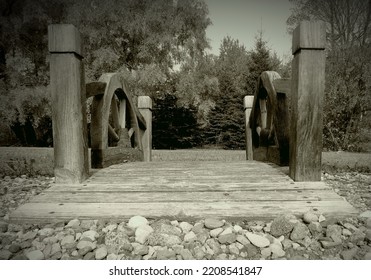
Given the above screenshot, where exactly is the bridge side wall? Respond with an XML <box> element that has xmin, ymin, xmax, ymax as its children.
<box><xmin>48</xmin><ymin>24</ymin><xmax>89</xmax><ymax>184</ymax></box>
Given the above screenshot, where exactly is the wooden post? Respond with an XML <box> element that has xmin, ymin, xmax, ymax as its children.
<box><xmin>138</xmin><ymin>96</ymin><xmax>152</xmax><ymax>162</ymax></box>
<box><xmin>48</xmin><ymin>24</ymin><xmax>89</xmax><ymax>183</ymax></box>
<box><xmin>244</xmin><ymin>96</ymin><xmax>254</xmax><ymax>160</ymax></box>
<box><xmin>289</xmin><ymin>21</ymin><xmax>326</xmax><ymax>181</ymax></box>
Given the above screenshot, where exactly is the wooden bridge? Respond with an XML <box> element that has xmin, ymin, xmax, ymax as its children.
<box><xmin>10</xmin><ymin>22</ymin><xmax>358</xmax><ymax>223</ymax></box>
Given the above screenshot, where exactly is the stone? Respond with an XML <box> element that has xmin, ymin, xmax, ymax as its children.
<box><xmin>343</xmin><ymin>229</ymin><xmax>352</xmax><ymax>236</ymax></box>
<box><xmin>366</xmin><ymin>218</ymin><xmax>371</xmax><ymax>229</ymax></box>
<box><xmin>104</xmin><ymin>224</ymin><xmax>118</xmax><ymax>232</ymax></box>
<box><xmin>206</xmin><ymin>239</ymin><xmax>221</xmax><ymax>255</ymax></box>
<box><xmin>215</xmin><ymin>253</ymin><xmax>228</xmax><ymax>260</ymax></box>
<box><xmin>106</xmin><ymin>253</ymin><xmax>118</xmax><ymax>260</ymax></box>
<box><xmin>95</xmin><ymin>246</ymin><xmax>108</xmax><ymax>260</ymax></box>
<box><xmin>281</xmin><ymin>239</ymin><xmax>293</xmax><ymax>250</ymax></box>
<box><xmin>0</xmin><ymin>250</ymin><xmax>12</xmax><ymax>260</ymax></box>
<box><xmin>261</xmin><ymin>247</ymin><xmax>271</xmax><ymax>258</ymax></box>
<box><xmin>38</xmin><ymin>228</ymin><xmax>55</xmax><ymax>236</ymax></box>
<box><xmin>245</xmin><ymin>244</ymin><xmax>258</xmax><ymax>258</ymax></box>
<box><xmin>270</xmin><ymin>243</ymin><xmax>285</xmax><ymax>257</ymax></box>
<box><xmin>326</xmin><ymin>224</ymin><xmax>343</xmax><ymax>242</ymax></box>
<box><xmin>204</xmin><ymin>218</ymin><xmax>224</xmax><ymax>229</ymax></box>
<box><xmin>296</xmin><ymin>236</ymin><xmax>312</xmax><ymax>248</ymax></box>
<box><xmin>51</xmin><ymin>243</ymin><xmax>61</xmax><ymax>256</ymax></box>
<box><xmin>308</xmin><ymin>222</ymin><xmax>322</xmax><ymax>235</ymax></box>
<box><xmin>105</xmin><ymin>231</ymin><xmax>132</xmax><ymax>254</ymax></box>
<box><xmin>270</xmin><ymin>214</ymin><xmax>297</xmax><ymax>237</ymax></box>
<box><xmin>71</xmin><ymin>250</ymin><xmax>79</xmax><ymax>257</ymax></box>
<box><xmin>81</xmin><ymin>230</ymin><xmax>99</xmax><ymax>242</ymax></box>
<box><xmin>303</xmin><ymin>211</ymin><xmax>318</xmax><ymax>224</ymax></box>
<box><xmin>179</xmin><ymin>222</ymin><xmax>193</xmax><ymax>233</ymax></box>
<box><xmin>0</xmin><ymin>221</ymin><xmax>8</xmax><ymax>233</ymax></box>
<box><xmin>128</xmin><ymin>216</ymin><xmax>148</xmax><ymax>230</ymax></box>
<box><xmin>359</xmin><ymin>211</ymin><xmax>371</xmax><ymax>218</ymax></box>
<box><xmin>77</xmin><ymin>240</ymin><xmax>96</xmax><ymax>250</ymax></box>
<box><xmin>196</xmin><ymin>231</ymin><xmax>209</xmax><ymax>244</ymax></box>
<box><xmin>341</xmin><ymin>247</ymin><xmax>358</xmax><ymax>260</ymax></box>
<box><xmin>318</xmin><ymin>214</ymin><xmax>326</xmax><ymax>223</ymax></box>
<box><xmin>26</xmin><ymin>250</ymin><xmax>44</xmax><ymax>260</ymax></box>
<box><xmin>156</xmin><ymin>249</ymin><xmax>176</xmax><ymax>260</ymax></box>
<box><xmin>290</xmin><ymin>223</ymin><xmax>310</xmax><ymax>241</ymax></box>
<box><xmin>80</xmin><ymin>220</ymin><xmax>96</xmax><ymax>230</ymax></box>
<box><xmin>350</xmin><ymin>230</ymin><xmax>366</xmax><ymax>244</ymax></box>
<box><xmin>22</xmin><ymin>230</ymin><xmax>38</xmax><ymax>241</ymax></box>
<box><xmin>152</xmin><ymin>222</ymin><xmax>181</xmax><ymax>236</ymax></box>
<box><xmin>61</xmin><ymin>235</ymin><xmax>75</xmax><ymax>247</ymax></box>
<box><xmin>9</xmin><ymin>244</ymin><xmax>21</xmax><ymax>253</ymax></box>
<box><xmin>135</xmin><ymin>225</ymin><xmax>154</xmax><ymax>244</ymax></box>
<box><xmin>210</xmin><ymin>228</ymin><xmax>224</xmax><ymax>238</ymax></box>
<box><xmin>343</xmin><ymin>223</ymin><xmax>359</xmax><ymax>231</ymax></box>
<box><xmin>245</xmin><ymin>232</ymin><xmax>270</xmax><ymax>248</ymax></box>
<box><xmin>84</xmin><ymin>252</ymin><xmax>95</xmax><ymax>260</ymax></box>
<box><xmin>218</xmin><ymin>233</ymin><xmax>237</xmax><ymax>244</ymax></box>
<box><xmin>133</xmin><ymin>245</ymin><xmax>149</xmax><ymax>256</ymax></box>
<box><xmin>193</xmin><ymin>246</ymin><xmax>205</xmax><ymax>260</ymax></box>
<box><xmin>220</xmin><ymin>227</ymin><xmax>233</xmax><ymax>236</ymax></box>
<box><xmin>228</xmin><ymin>244</ymin><xmax>239</xmax><ymax>255</ymax></box>
<box><xmin>364</xmin><ymin>252</ymin><xmax>371</xmax><ymax>260</ymax></box>
<box><xmin>191</xmin><ymin>223</ymin><xmax>204</xmax><ymax>234</ymax></box>
<box><xmin>236</xmin><ymin>235</ymin><xmax>250</xmax><ymax>246</ymax></box>
<box><xmin>32</xmin><ymin>240</ymin><xmax>46</xmax><ymax>251</ymax></box>
<box><xmin>180</xmin><ymin>248</ymin><xmax>194</xmax><ymax>260</ymax></box>
<box><xmin>320</xmin><ymin>240</ymin><xmax>342</xmax><ymax>249</ymax></box>
<box><xmin>65</xmin><ymin>219</ymin><xmax>80</xmax><ymax>229</ymax></box>
<box><xmin>234</xmin><ymin>225</ymin><xmax>243</xmax><ymax>233</ymax></box>
<box><xmin>365</xmin><ymin>229</ymin><xmax>371</xmax><ymax>242</ymax></box>
<box><xmin>184</xmin><ymin>231</ymin><xmax>197</xmax><ymax>242</ymax></box>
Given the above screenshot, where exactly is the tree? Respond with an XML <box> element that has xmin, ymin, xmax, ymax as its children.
<box><xmin>287</xmin><ymin>0</ymin><xmax>371</xmax><ymax>151</ymax></box>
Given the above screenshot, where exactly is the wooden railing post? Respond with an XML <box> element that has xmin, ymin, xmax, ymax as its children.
<box><xmin>48</xmin><ymin>24</ymin><xmax>89</xmax><ymax>183</ymax></box>
<box><xmin>138</xmin><ymin>96</ymin><xmax>152</xmax><ymax>161</ymax></box>
<box><xmin>244</xmin><ymin>96</ymin><xmax>254</xmax><ymax>160</ymax></box>
<box><xmin>289</xmin><ymin>21</ymin><xmax>326</xmax><ymax>181</ymax></box>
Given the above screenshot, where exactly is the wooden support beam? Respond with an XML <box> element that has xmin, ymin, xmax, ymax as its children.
<box><xmin>289</xmin><ymin>21</ymin><xmax>326</xmax><ymax>181</ymax></box>
<box><xmin>244</xmin><ymin>96</ymin><xmax>254</xmax><ymax>160</ymax></box>
<box><xmin>48</xmin><ymin>24</ymin><xmax>89</xmax><ymax>184</ymax></box>
<box><xmin>138</xmin><ymin>96</ymin><xmax>152</xmax><ymax>162</ymax></box>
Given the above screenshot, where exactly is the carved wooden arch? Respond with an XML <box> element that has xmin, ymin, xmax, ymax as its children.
<box><xmin>89</xmin><ymin>73</ymin><xmax>146</xmax><ymax>168</ymax></box>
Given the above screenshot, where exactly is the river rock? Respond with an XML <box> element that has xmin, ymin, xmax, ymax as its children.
<box><xmin>9</xmin><ymin>244</ymin><xmax>21</xmax><ymax>253</ymax></box>
<box><xmin>105</xmin><ymin>231</ymin><xmax>132</xmax><ymax>254</ymax></box>
<box><xmin>303</xmin><ymin>211</ymin><xmax>318</xmax><ymax>224</ymax></box>
<box><xmin>359</xmin><ymin>211</ymin><xmax>371</xmax><ymax>218</ymax></box>
<box><xmin>236</xmin><ymin>235</ymin><xmax>250</xmax><ymax>246</ymax></box>
<box><xmin>65</xmin><ymin>219</ymin><xmax>80</xmax><ymax>229</ymax></box>
<box><xmin>81</xmin><ymin>230</ymin><xmax>99</xmax><ymax>242</ymax></box>
<box><xmin>128</xmin><ymin>216</ymin><xmax>148</xmax><ymax>230</ymax></box>
<box><xmin>350</xmin><ymin>230</ymin><xmax>366</xmax><ymax>244</ymax></box>
<box><xmin>270</xmin><ymin>215</ymin><xmax>297</xmax><ymax>237</ymax></box>
<box><xmin>218</xmin><ymin>233</ymin><xmax>236</xmax><ymax>244</ymax></box>
<box><xmin>180</xmin><ymin>248</ymin><xmax>194</xmax><ymax>260</ymax></box>
<box><xmin>133</xmin><ymin>245</ymin><xmax>149</xmax><ymax>256</ymax></box>
<box><xmin>210</xmin><ymin>228</ymin><xmax>223</xmax><ymax>238</ymax></box>
<box><xmin>156</xmin><ymin>249</ymin><xmax>176</xmax><ymax>260</ymax></box>
<box><xmin>204</xmin><ymin>218</ymin><xmax>224</xmax><ymax>229</ymax></box>
<box><xmin>326</xmin><ymin>224</ymin><xmax>343</xmax><ymax>242</ymax></box>
<box><xmin>184</xmin><ymin>231</ymin><xmax>197</xmax><ymax>242</ymax></box>
<box><xmin>0</xmin><ymin>250</ymin><xmax>12</xmax><ymax>260</ymax></box>
<box><xmin>270</xmin><ymin>243</ymin><xmax>285</xmax><ymax>258</ymax></box>
<box><xmin>0</xmin><ymin>221</ymin><xmax>8</xmax><ymax>233</ymax></box>
<box><xmin>290</xmin><ymin>223</ymin><xmax>310</xmax><ymax>241</ymax></box>
<box><xmin>366</xmin><ymin>218</ymin><xmax>371</xmax><ymax>229</ymax></box>
<box><xmin>341</xmin><ymin>247</ymin><xmax>358</xmax><ymax>260</ymax></box>
<box><xmin>135</xmin><ymin>225</ymin><xmax>153</xmax><ymax>244</ymax></box>
<box><xmin>95</xmin><ymin>246</ymin><xmax>108</xmax><ymax>260</ymax></box>
<box><xmin>61</xmin><ymin>235</ymin><xmax>75</xmax><ymax>247</ymax></box>
<box><xmin>26</xmin><ymin>250</ymin><xmax>44</xmax><ymax>260</ymax></box>
<box><xmin>245</xmin><ymin>232</ymin><xmax>270</xmax><ymax>248</ymax></box>
<box><xmin>179</xmin><ymin>222</ymin><xmax>193</xmax><ymax>233</ymax></box>
<box><xmin>77</xmin><ymin>240</ymin><xmax>96</xmax><ymax>250</ymax></box>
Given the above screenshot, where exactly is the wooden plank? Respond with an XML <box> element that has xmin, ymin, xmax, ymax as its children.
<box><xmin>138</xmin><ymin>96</ymin><xmax>152</xmax><ymax>162</ymax></box>
<box><xmin>244</xmin><ymin>96</ymin><xmax>254</xmax><ymax>160</ymax></box>
<box><xmin>290</xmin><ymin>21</ymin><xmax>326</xmax><ymax>181</ymax></box>
<box><xmin>86</xmin><ymin>82</ymin><xmax>106</xmax><ymax>98</ymax></box>
<box><xmin>49</xmin><ymin>24</ymin><xmax>89</xmax><ymax>184</ymax></box>
<box><xmin>9</xmin><ymin>201</ymin><xmax>358</xmax><ymax>223</ymax></box>
<box><xmin>272</xmin><ymin>79</ymin><xmax>291</xmax><ymax>95</ymax></box>
<box><xmin>32</xmin><ymin>189</ymin><xmax>343</xmax><ymax>203</ymax></box>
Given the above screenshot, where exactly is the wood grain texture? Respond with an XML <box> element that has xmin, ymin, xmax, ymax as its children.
<box><xmin>49</xmin><ymin>24</ymin><xmax>89</xmax><ymax>184</ymax></box>
<box><xmin>292</xmin><ymin>21</ymin><xmax>326</xmax><ymax>54</ymax></box>
<box><xmin>138</xmin><ymin>96</ymin><xmax>152</xmax><ymax>162</ymax></box>
<box><xmin>290</xmin><ymin>22</ymin><xmax>326</xmax><ymax>181</ymax></box>
<box><xmin>244</xmin><ymin>96</ymin><xmax>254</xmax><ymax>160</ymax></box>
<box><xmin>9</xmin><ymin>161</ymin><xmax>357</xmax><ymax>223</ymax></box>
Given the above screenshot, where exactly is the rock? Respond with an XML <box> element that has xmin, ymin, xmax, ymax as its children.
<box><xmin>341</xmin><ymin>247</ymin><xmax>358</xmax><ymax>260</ymax></box>
<box><xmin>365</xmin><ymin>229</ymin><xmax>371</xmax><ymax>242</ymax></box>
<box><xmin>77</xmin><ymin>240</ymin><xmax>96</xmax><ymax>250</ymax></box>
<box><xmin>0</xmin><ymin>221</ymin><xmax>8</xmax><ymax>233</ymax></box>
<box><xmin>364</xmin><ymin>252</ymin><xmax>371</xmax><ymax>260</ymax></box>
<box><xmin>261</xmin><ymin>247</ymin><xmax>271</xmax><ymax>258</ymax></box>
<box><xmin>104</xmin><ymin>224</ymin><xmax>118</xmax><ymax>233</ymax></box>
<box><xmin>135</xmin><ymin>225</ymin><xmax>153</xmax><ymax>244</ymax></box>
<box><xmin>178</xmin><ymin>221</ymin><xmax>193</xmax><ymax>233</ymax></box>
<box><xmin>236</xmin><ymin>235</ymin><xmax>250</xmax><ymax>246</ymax></box>
<box><xmin>296</xmin><ymin>236</ymin><xmax>312</xmax><ymax>248</ymax></box>
<box><xmin>350</xmin><ymin>230</ymin><xmax>366</xmax><ymax>244</ymax></box>
<box><xmin>220</xmin><ymin>227</ymin><xmax>233</xmax><ymax>236</ymax></box>
<box><xmin>359</xmin><ymin>211</ymin><xmax>371</xmax><ymax>218</ymax></box>
<box><xmin>50</xmin><ymin>243</ymin><xmax>61</xmax><ymax>256</ymax></box>
<box><xmin>366</xmin><ymin>218</ymin><xmax>371</xmax><ymax>229</ymax></box>
<box><xmin>326</xmin><ymin>224</ymin><xmax>343</xmax><ymax>242</ymax></box>
<box><xmin>95</xmin><ymin>246</ymin><xmax>108</xmax><ymax>260</ymax></box>
<box><xmin>128</xmin><ymin>216</ymin><xmax>148</xmax><ymax>230</ymax></box>
<box><xmin>26</xmin><ymin>250</ymin><xmax>44</xmax><ymax>260</ymax></box>
<box><xmin>193</xmin><ymin>246</ymin><xmax>205</xmax><ymax>260</ymax></box>
<box><xmin>290</xmin><ymin>223</ymin><xmax>310</xmax><ymax>241</ymax></box>
<box><xmin>303</xmin><ymin>211</ymin><xmax>318</xmax><ymax>224</ymax></box>
<box><xmin>204</xmin><ymin>218</ymin><xmax>224</xmax><ymax>229</ymax></box>
<box><xmin>133</xmin><ymin>245</ymin><xmax>149</xmax><ymax>256</ymax></box>
<box><xmin>80</xmin><ymin>220</ymin><xmax>96</xmax><ymax>230</ymax></box>
<box><xmin>184</xmin><ymin>231</ymin><xmax>197</xmax><ymax>242</ymax></box>
<box><xmin>318</xmin><ymin>214</ymin><xmax>326</xmax><ymax>223</ymax></box>
<box><xmin>38</xmin><ymin>228</ymin><xmax>55</xmax><ymax>236</ymax></box>
<box><xmin>65</xmin><ymin>219</ymin><xmax>80</xmax><ymax>229</ymax></box>
<box><xmin>245</xmin><ymin>232</ymin><xmax>270</xmax><ymax>248</ymax></box>
<box><xmin>22</xmin><ymin>230</ymin><xmax>38</xmax><ymax>241</ymax></box>
<box><xmin>343</xmin><ymin>229</ymin><xmax>352</xmax><ymax>236</ymax></box>
<box><xmin>0</xmin><ymin>250</ymin><xmax>12</xmax><ymax>260</ymax></box>
<box><xmin>320</xmin><ymin>240</ymin><xmax>342</xmax><ymax>249</ymax></box>
<box><xmin>210</xmin><ymin>228</ymin><xmax>224</xmax><ymax>238</ymax></box>
<box><xmin>152</xmin><ymin>222</ymin><xmax>181</xmax><ymax>236</ymax></box>
<box><xmin>244</xmin><ymin>243</ymin><xmax>258</xmax><ymax>258</ymax></box>
<box><xmin>105</xmin><ymin>231</ymin><xmax>132</xmax><ymax>254</ymax></box>
<box><xmin>270</xmin><ymin>243</ymin><xmax>285</xmax><ymax>258</ymax></box>
<box><xmin>106</xmin><ymin>253</ymin><xmax>118</xmax><ymax>260</ymax></box>
<box><xmin>9</xmin><ymin>244</ymin><xmax>21</xmax><ymax>253</ymax></box>
<box><xmin>61</xmin><ymin>235</ymin><xmax>75</xmax><ymax>247</ymax></box>
<box><xmin>229</xmin><ymin>243</ymin><xmax>239</xmax><ymax>255</ymax></box>
<box><xmin>343</xmin><ymin>223</ymin><xmax>359</xmax><ymax>231</ymax></box>
<box><xmin>281</xmin><ymin>239</ymin><xmax>293</xmax><ymax>250</ymax></box>
<box><xmin>270</xmin><ymin>215</ymin><xmax>297</xmax><ymax>237</ymax></box>
<box><xmin>234</xmin><ymin>225</ymin><xmax>243</xmax><ymax>233</ymax></box>
<box><xmin>83</xmin><ymin>252</ymin><xmax>95</xmax><ymax>260</ymax></box>
<box><xmin>206</xmin><ymin>239</ymin><xmax>221</xmax><ymax>255</ymax></box>
<box><xmin>180</xmin><ymin>248</ymin><xmax>194</xmax><ymax>260</ymax></box>
<box><xmin>196</xmin><ymin>231</ymin><xmax>209</xmax><ymax>244</ymax></box>
<box><xmin>32</xmin><ymin>240</ymin><xmax>46</xmax><ymax>251</ymax></box>
<box><xmin>81</xmin><ymin>230</ymin><xmax>99</xmax><ymax>242</ymax></box>
<box><xmin>156</xmin><ymin>249</ymin><xmax>176</xmax><ymax>260</ymax></box>
<box><xmin>215</xmin><ymin>253</ymin><xmax>228</xmax><ymax>260</ymax></box>
<box><xmin>218</xmin><ymin>233</ymin><xmax>236</xmax><ymax>244</ymax></box>
<box><xmin>308</xmin><ymin>222</ymin><xmax>322</xmax><ymax>236</ymax></box>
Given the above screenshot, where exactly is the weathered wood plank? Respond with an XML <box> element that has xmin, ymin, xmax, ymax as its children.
<box><xmin>10</xmin><ymin>200</ymin><xmax>358</xmax><ymax>223</ymax></box>
<box><xmin>138</xmin><ymin>96</ymin><xmax>152</xmax><ymax>162</ymax></box>
<box><xmin>86</xmin><ymin>82</ymin><xmax>106</xmax><ymax>98</ymax></box>
<box><xmin>32</xmin><ymin>189</ymin><xmax>343</xmax><ymax>203</ymax></box>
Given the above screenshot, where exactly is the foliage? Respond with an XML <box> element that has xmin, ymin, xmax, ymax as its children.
<box><xmin>287</xmin><ymin>0</ymin><xmax>371</xmax><ymax>151</ymax></box>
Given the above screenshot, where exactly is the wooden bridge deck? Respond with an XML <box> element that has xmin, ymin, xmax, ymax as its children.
<box><xmin>10</xmin><ymin>161</ymin><xmax>358</xmax><ymax>223</ymax></box>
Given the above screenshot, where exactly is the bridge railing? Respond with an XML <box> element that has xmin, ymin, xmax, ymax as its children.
<box><xmin>48</xmin><ymin>24</ymin><xmax>152</xmax><ymax>184</ymax></box>
<box><xmin>244</xmin><ymin>21</ymin><xmax>326</xmax><ymax>182</ymax></box>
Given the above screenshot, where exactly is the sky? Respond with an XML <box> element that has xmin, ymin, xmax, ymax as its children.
<box><xmin>204</xmin><ymin>0</ymin><xmax>294</xmax><ymax>61</ymax></box>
